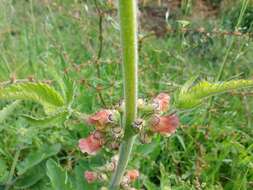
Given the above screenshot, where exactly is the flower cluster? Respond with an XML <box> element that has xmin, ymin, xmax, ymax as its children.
<box><xmin>78</xmin><ymin>109</ymin><xmax>121</xmax><ymax>155</ymax></box>
<box><xmin>137</xmin><ymin>93</ymin><xmax>179</xmax><ymax>143</ymax></box>
<box><xmin>84</xmin><ymin>157</ymin><xmax>139</xmax><ymax>190</ymax></box>
<box><xmin>78</xmin><ymin>93</ymin><xmax>179</xmax><ymax>155</ymax></box>
<box><xmin>78</xmin><ymin>93</ymin><xmax>179</xmax><ymax>188</ymax></box>
<box><xmin>121</xmin><ymin>169</ymin><xmax>140</xmax><ymax>190</ymax></box>
<box><xmin>83</xmin><ymin>155</ymin><xmax>120</xmax><ymax>186</ymax></box>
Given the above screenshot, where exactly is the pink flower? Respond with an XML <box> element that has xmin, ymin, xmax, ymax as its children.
<box><xmin>79</xmin><ymin>131</ymin><xmax>104</xmax><ymax>155</ymax></box>
<box><xmin>84</xmin><ymin>171</ymin><xmax>97</xmax><ymax>183</ymax></box>
<box><xmin>153</xmin><ymin>93</ymin><xmax>170</xmax><ymax>112</ymax></box>
<box><xmin>88</xmin><ymin>109</ymin><xmax>114</xmax><ymax>130</ymax></box>
<box><xmin>126</xmin><ymin>169</ymin><xmax>139</xmax><ymax>182</ymax></box>
<box><xmin>151</xmin><ymin>114</ymin><xmax>179</xmax><ymax>136</ymax></box>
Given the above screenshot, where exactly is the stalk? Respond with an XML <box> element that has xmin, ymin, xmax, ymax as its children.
<box><xmin>108</xmin><ymin>0</ymin><xmax>138</xmax><ymax>189</ymax></box>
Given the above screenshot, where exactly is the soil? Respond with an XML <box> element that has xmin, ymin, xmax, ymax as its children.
<box><xmin>139</xmin><ymin>0</ymin><xmax>222</xmax><ymax>36</ymax></box>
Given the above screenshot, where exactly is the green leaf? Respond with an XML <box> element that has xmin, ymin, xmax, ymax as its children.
<box><xmin>15</xmin><ymin>164</ymin><xmax>46</xmax><ymax>189</ymax></box>
<box><xmin>176</xmin><ymin>79</ymin><xmax>253</xmax><ymax>109</ymax></box>
<box><xmin>0</xmin><ymin>100</ymin><xmax>21</xmax><ymax>123</ymax></box>
<box><xmin>143</xmin><ymin>175</ymin><xmax>159</xmax><ymax>190</ymax></box>
<box><xmin>44</xmin><ymin>65</ymin><xmax>75</xmax><ymax>106</ymax></box>
<box><xmin>63</xmin><ymin>77</ymin><xmax>75</xmax><ymax>106</ymax></box>
<box><xmin>160</xmin><ymin>163</ymin><xmax>171</xmax><ymax>189</ymax></box>
<box><xmin>17</xmin><ymin>144</ymin><xmax>61</xmax><ymax>175</ymax></box>
<box><xmin>0</xmin><ymin>82</ymin><xmax>65</xmax><ymax>114</ymax></box>
<box><xmin>175</xmin><ymin>134</ymin><xmax>186</xmax><ymax>151</ymax></box>
<box><xmin>135</xmin><ymin>141</ymin><xmax>160</xmax><ymax>156</ymax></box>
<box><xmin>46</xmin><ymin>159</ymin><xmax>74</xmax><ymax>190</ymax></box>
<box><xmin>22</xmin><ymin>110</ymin><xmax>69</xmax><ymax>126</ymax></box>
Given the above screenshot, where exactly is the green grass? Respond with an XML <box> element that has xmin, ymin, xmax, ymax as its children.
<box><xmin>0</xmin><ymin>0</ymin><xmax>253</xmax><ymax>189</ymax></box>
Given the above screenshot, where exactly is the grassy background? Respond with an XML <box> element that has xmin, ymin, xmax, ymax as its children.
<box><xmin>0</xmin><ymin>0</ymin><xmax>253</xmax><ymax>189</ymax></box>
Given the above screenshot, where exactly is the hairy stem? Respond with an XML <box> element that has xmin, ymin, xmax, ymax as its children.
<box><xmin>5</xmin><ymin>147</ymin><xmax>21</xmax><ymax>190</ymax></box>
<box><xmin>109</xmin><ymin>0</ymin><xmax>138</xmax><ymax>189</ymax></box>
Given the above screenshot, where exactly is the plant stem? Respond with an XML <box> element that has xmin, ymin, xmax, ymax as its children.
<box><xmin>94</xmin><ymin>0</ymin><xmax>107</xmax><ymax>108</ymax></box>
<box><xmin>109</xmin><ymin>136</ymin><xmax>136</xmax><ymax>189</ymax></box>
<box><xmin>109</xmin><ymin>0</ymin><xmax>138</xmax><ymax>189</ymax></box>
<box><xmin>5</xmin><ymin>148</ymin><xmax>21</xmax><ymax>190</ymax></box>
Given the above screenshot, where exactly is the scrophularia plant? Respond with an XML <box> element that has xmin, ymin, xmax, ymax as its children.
<box><xmin>78</xmin><ymin>93</ymin><xmax>179</xmax><ymax>189</ymax></box>
<box><xmin>1</xmin><ymin>0</ymin><xmax>253</xmax><ymax>190</ymax></box>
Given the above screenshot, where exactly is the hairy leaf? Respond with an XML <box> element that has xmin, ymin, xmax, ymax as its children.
<box><xmin>15</xmin><ymin>164</ymin><xmax>46</xmax><ymax>189</ymax></box>
<box><xmin>46</xmin><ymin>159</ymin><xmax>74</xmax><ymax>190</ymax></box>
<box><xmin>176</xmin><ymin>79</ymin><xmax>253</xmax><ymax>109</ymax></box>
<box><xmin>17</xmin><ymin>144</ymin><xmax>61</xmax><ymax>175</ymax></box>
<box><xmin>0</xmin><ymin>82</ymin><xmax>64</xmax><ymax>114</ymax></box>
<box><xmin>45</xmin><ymin>65</ymin><xmax>75</xmax><ymax>106</ymax></box>
<box><xmin>22</xmin><ymin>110</ymin><xmax>69</xmax><ymax>126</ymax></box>
<box><xmin>0</xmin><ymin>100</ymin><xmax>21</xmax><ymax>123</ymax></box>
<box><xmin>63</xmin><ymin>77</ymin><xmax>75</xmax><ymax>106</ymax></box>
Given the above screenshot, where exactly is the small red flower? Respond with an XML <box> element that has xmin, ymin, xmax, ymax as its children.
<box><xmin>153</xmin><ymin>93</ymin><xmax>170</xmax><ymax>112</ymax></box>
<box><xmin>79</xmin><ymin>131</ymin><xmax>104</xmax><ymax>155</ymax></box>
<box><xmin>126</xmin><ymin>169</ymin><xmax>139</xmax><ymax>182</ymax></box>
<box><xmin>88</xmin><ymin>109</ymin><xmax>114</xmax><ymax>129</ymax></box>
<box><xmin>84</xmin><ymin>171</ymin><xmax>97</xmax><ymax>183</ymax></box>
<box><xmin>151</xmin><ymin>114</ymin><xmax>179</xmax><ymax>136</ymax></box>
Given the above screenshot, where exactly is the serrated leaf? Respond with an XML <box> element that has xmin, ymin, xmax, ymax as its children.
<box><xmin>14</xmin><ymin>163</ymin><xmax>46</xmax><ymax>189</ymax></box>
<box><xmin>0</xmin><ymin>82</ymin><xmax>65</xmax><ymax>114</ymax></box>
<box><xmin>46</xmin><ymin>159</ymin><xmax>74</xmax><ymax>190</ymax></box>
<box><xmin>45</xmin><ymin>64</ymin><xmax>66</xmax><ymax>99</ymax></box>
<box><xmin>45</xmin><ymin>65</ymin><xmax>75</xmax><ymax>106</ymax></box>
<box><xmin>22</xmin><ymin>110</ymin><xmax>69</xmax><ymax>126</ymax></box>
<box><xmin>63</xmin><ymin>77</ymin><xmax>75</xmax><ymax>106</ymax></box>
<box><xmin>0</xmin><ymin>100</ymin><xmax>21</xmax><ymax>123</ymax></box>
<box><xmin>176</xmin><ymin>79</ymin><xmax>253</xmax><ymax>109</ymax></box>
<box><xmin>17</xmin><ymin>144</ymin><xmax>61</xmax><ymax>175</ymax></box>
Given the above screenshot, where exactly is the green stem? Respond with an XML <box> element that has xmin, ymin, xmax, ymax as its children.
<box><xmin>109</xmin><ymin>0</ymin><xmax>138</xmax><ymax>189</ymax></box>
<box><xmin>109</xmin><ymin>136</ymin><xmax>136</xmax><ymax>189</ymax></box>
<box><xmin>5</xmin><ymin>148</ymin><xmax>21</xmax><ymax>190</ymax></box>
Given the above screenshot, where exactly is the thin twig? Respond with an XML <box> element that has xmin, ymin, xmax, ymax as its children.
<box><xmin>0</xmin><ymin>79</ymin><xmax>52</xmax><ymax>87</ymax></box>
<box><xmin>94</xmin><ymin>0</ymin><xmax>107</xmax><ymax>108</ymax></box>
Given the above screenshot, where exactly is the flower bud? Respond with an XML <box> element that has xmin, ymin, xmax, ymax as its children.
<box><xmin>97</xmin><ymin>173</ymin><xmax>108</xmax><ymax>182</ymax></box>
<box><xmin>137</xmin><ymin>98</ymin><xmax>146</xmax><ymax>109</ymax></box>
<box><xmin>121</xmin><ymin>170</ymin><xmax>140</xmax><ymax>189</ymax></box>
<box><xmin>139</xmin><ymin>132</ymin><xmax>152</xmax><ymax>144</ymax></box>
<box><xmin>126</xmin><ymin>169</ymin><xmax>139</xmax><ymax>182</ymax></box>
<box><xmin>132</xmin><ymin>118</ymin><xmax>145</xmax><ymax>131</ymax></box>
<box><xmin>109</xmin><ymin>141</ymin><xmax>120</xmax><ymax>150</ymax></box>
<box><xmin>84</xmin><ymin>171</ymin><xmax>97</xmax><ymax>183</ymax></box>
<box><xmin>111</xmin><ymin>127</ymin><xmax>123</xmax><ymax>139</ymax></box>
<box><xmin>153</xmin><ymin>93</ymin><xmax>170</xmax><ymax>112</ymax></box>
<box><xmin>117</xmin><ymin>100</ymin><xmax>125</xmax><ymax>112</ymax></box>
<box><xmin>111</xmin><ymin>155</ymin><xmax>119</xmax><ymax>168</ymax></box>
